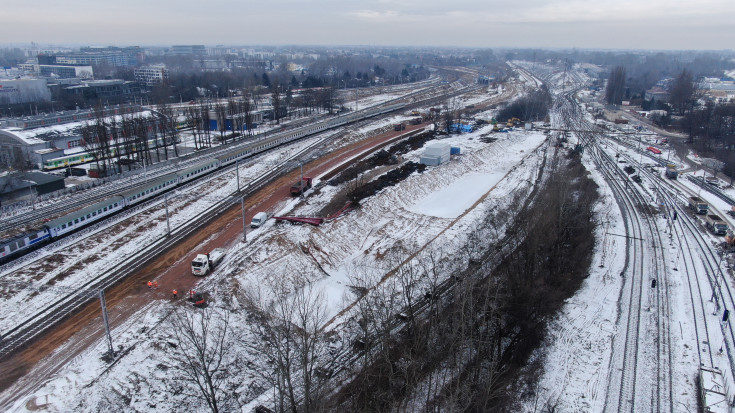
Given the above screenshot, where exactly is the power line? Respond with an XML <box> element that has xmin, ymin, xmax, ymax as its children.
<box><xmin>0</xmin><ymin>279</ymin><xmax>116</xmax><ymax>359</ymax></box>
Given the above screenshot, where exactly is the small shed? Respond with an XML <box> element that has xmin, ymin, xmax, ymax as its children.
<box><xmin>0</xmin><ymin>172</ymin><xmax>65</xmax><ymax>196</ymax></box>
<box><xmin>25</xmin><ymin>172</ymin><xmax>66</xmax><ymax>195</ymax></box>
<box><xmin>420</xmin><ymin>142</ymin><xmax>451</xmax><ymax>166</ymax></box>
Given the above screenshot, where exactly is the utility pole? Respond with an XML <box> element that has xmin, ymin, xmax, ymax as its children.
<box><xmin>29</xmin><ymin>181</ymin><xmax>35</xmax><ymax>210</ymax></box>
<box><xmin>299</xmin><ymin>162</ymin><xmax>305</xmax><ymax>200</ymax></box>
<box><xmin>164</xmin><ymin>194</ymin><xmax>171</xmax><ymax>236</ymax></box>
<box><xmin>236</xmin><ymin>159</ymin><xmax>241</xmax><ymax>193</ymax></box>
<box><xmin>99</xmin><ymin>290</ymin><xmax>115</xmax><ymax>358</ymax></box>
<box><xmin>0</xmin><ymin>280</ymin><xmax>117</xmax><ymax>361</ymax></box>
<box><xmin>246</xmin><ymin>197</ymin><xmax>248</xmax><ymax>242</ymax></box>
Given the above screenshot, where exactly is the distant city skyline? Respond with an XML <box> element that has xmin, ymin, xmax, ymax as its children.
<box><xmin>1</xmin><ymin>0</ymin><xmax>733</xmax><ymax>50</ymax></box>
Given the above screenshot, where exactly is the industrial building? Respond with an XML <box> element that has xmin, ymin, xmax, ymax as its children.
<box><xmin>39</xmin><ymin>65</ymin><xmax>94</xmax><ymax>79</ymax></box>
<box><xmin>134</xmin><ymin>65</ymin><xmax>169</xmax><ymax>86</ymax></box>
<box><xmin>0</xmin><ymin>79</ymin><xmax>51</xmax><ymax>104</ymax></box>
<box><xmin>0</xmin><ymin>172</ymin><xmax>65</xmax><ymax>197</ymax></box>
<box><xmin>60</xmin><ymin>79</ymin><xmax>140</xmax><ymax>100</ymax></box>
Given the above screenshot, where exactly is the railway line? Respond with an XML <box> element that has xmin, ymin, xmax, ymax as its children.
<box><xmin>550</xmin><ymin>87</ymin><xmax>672</xmax><ymax>412</ymax></box>
<box><xmin>501</xmin><ymin>61</ymin><xmax>735</xmax><ymax>411</ymax></box>
<box><xmin>0</xmin><ymin>70</ymin><xmax>499</xmax><ymax>363</ymax></box>
<box><xmin>0</xmin><ymin>126</ymin><xmax>341</xmax><ymax>359</ymax></box>
<box><xmin>0</xmin><ymin>77</ymin><xmax>450</xmax><ymax>235</ymax></box>
<box><xmin>663</xmin><ymin>178</ymin><xmax>735</xmax><ymax>377</ymax></box>
<box><xmin>583</xmin><ymin>97</ymin><xmax>735</xmax><ymax>410</ymax></box>
<box><xmin>609</xmin><ymin>111</ymin><xmax>735</xmax><ymax>402</ymax></box>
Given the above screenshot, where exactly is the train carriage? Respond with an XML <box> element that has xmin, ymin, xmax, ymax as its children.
<box><xmin>0</xmin><ymin>229</ymin><xmax>52</xmax><ymax>262</ymax></box>
<box><xmin>45</xmin><ymin>195</ymin><xmax>125</xmax><ymax>238</ymax></box>
<box><xmin>119</xmin><ymin>173</ymin><xmax>179</xmax><ymax>205</ymax></box>
<box><xmin>177</xmin><ymin>159</ymin><xmax>220</xmax><ymax>183</ymax></box>
<box><xmin>41</xmin><ymin>152</ymin><xmax>96</xmax><ymax>170</ymax></box>
<box><xmin>216</xmin><ymin>146</ymin><xmax>253</xmax><ymax>167</ymax></box>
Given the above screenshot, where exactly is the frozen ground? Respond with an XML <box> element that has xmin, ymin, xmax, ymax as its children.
<box><xmin>520</xmin><ymin>86</ymin><xmax>734</xmax><ymax>412</ymax></box>
<box><xmin>3</xmin><ymin>122</ymin><xmax>550</xmax><ymax>411</ymax></box>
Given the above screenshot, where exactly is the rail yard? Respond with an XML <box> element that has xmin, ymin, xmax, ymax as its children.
<box><xmin>0</xmin><ymin>61</ymin><xmax>732</xmax><ymax>412</ymax></box>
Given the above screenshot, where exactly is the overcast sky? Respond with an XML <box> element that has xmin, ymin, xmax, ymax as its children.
<box><xmin>2</xmin><ymin>0</ymin><xmax>733</xmax><ymax>50</ymax></box>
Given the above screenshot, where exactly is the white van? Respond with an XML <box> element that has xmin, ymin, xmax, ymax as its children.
<box><xmin>250</xmin><ymin>212</ymin><xmax>268</xmax><ymax>228</ymax></box>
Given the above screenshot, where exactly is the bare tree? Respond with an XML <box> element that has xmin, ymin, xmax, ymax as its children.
<box><xmin>185</xmin><ymin>105</ymin><xmax>201</xmax><ymax>150</ymax></box>
<box><xmin>669</xmin><ymin>69</ymin><xmax>699</xmax><ymax>116</ymax></box>
<box><xmin>166</xmin><ymin>307</ymin><xmax>235</xmax><ymax>413</ymax></box>
<box><xmin>120</xmin><ymin>113</ymin><xmax>138</xmax><ymax>166</ymax></box>
<box><xmin>108</xmin><ymin>114</ymin><xmax>123</xmax><ymax>174</ymax></box>
<box><xmin>214</xmin><ymin>102</ymin><xmax>228</xmax><ymax>143</ymax></box>
<box><xmin>271</xmin><ymin>82</ymin><xmax>282</xmax><ymax>125</ymax></box>
<box><xmin>245</xmin><ymin>277</ymin><xmax>329</xmax><ymax>413</ymax></box>
<box><xmin>80</xmin><ymin>122</ymin><xmax>104</xmax><ymax>174</ymax></box>
<box><xmin>201</xmin><ymin>103</ymin><xmax>212</xmax><ymax>146</ymax></box>
<box><xmin>93</xmin><ymin>106</ymin><xmax>118</xmax><ymax>173</ymax></box>
<box><xmin>158</xmin><ymin>103</ymin><xmax>181</xmax><ymax>157</ymax></box>
<box><xmin>156</xmin><ymin>104</ymin><xmax>170</xmax><ymax>161</ymax></box>
<box><xmin>242</xmin><ymin>94</ymin><xmax>254</xmax><ymax>136</ymax></box>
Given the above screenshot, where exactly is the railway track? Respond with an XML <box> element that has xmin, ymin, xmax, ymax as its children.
<box><xmin>615</xmin><ymin>121</ymin><xmax>735</xmax><ymax>394</ymax></box>
<box><xmin>0</xmin><ymin>76</ymin><xmax>479</xmax><ymax>238</ymax></box>
<box><xmin>552</xmin><ymin>88</ymin><xmax>671</xmax><ymax>413</ymax></box>
<box><xmin>0</xmin><ymin>69</ymin><xmax>500</xmax><ymax>383</ymax></box>
<box><xmin>664</xmin><ymin>179</ymin><xmax>735</xmax><ymax>376</ymax></box>
<box><xmin>0</xmin><ymin>126</ymin><xmax>343</xmax><ymax>359</ymax></box>
<box><xmin>580</xmin><ymin>96</ymin><xmax>735</xmax><ymax>412</ymax></box>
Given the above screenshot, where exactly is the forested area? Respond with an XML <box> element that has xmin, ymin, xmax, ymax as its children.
<box><xmin>180</xmin><ymin>149</ymin><xmax>599</xmax><ymax>413</ymax></box>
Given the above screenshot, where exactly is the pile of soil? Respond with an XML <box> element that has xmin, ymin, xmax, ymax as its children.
<box><xmin>348</xmin><ymin>161</ymin><xmax>427</xmax><ymax>205</ymax></box>
<box><xmin>328</xmin><ymin>131</ymin><xmax>435</xmax><ymax>186</ymax></box>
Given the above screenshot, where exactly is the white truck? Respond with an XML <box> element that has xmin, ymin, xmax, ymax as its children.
<box><xmin>250</xmin><ymin>211</ymin><xmax>268</xmax><ymax>228</ymax></box>
<box><xmin>191</xmin><ymin>248</ymin><xmax>225</xmax><ymax>276</ymax></box>
<box><xmin>705</xmin><ymin>214</ymin><xmax>729</xmax><ymax>235</ymax></box>
<box><xmin>688</xmin><ymin>196</ymin><xmax>709</xmax><ymax>215</ymax></box>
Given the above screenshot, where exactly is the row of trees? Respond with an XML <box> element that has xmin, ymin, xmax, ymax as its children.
<box><xmin>497</xmin><ymin>87</ymin><xmax>552</xmax><ymax>123</ymax></box>
<box><xmin>327</xmin><ymin>152</ymin><xmax>599</xmax><ymax>412</ymax></box>
<box><xmin>77</xmin><ymin>79</ymin><xmax>347</xmax><ymax>177</ymax></box>
<box><xmin>80</xmin><ymin>106</ymin><xmax>179</xmax><ymax>175</ymax></box>
<box><xmin>145</xmin><ymin>59</ymin><xmax>428</xmax><ymax>106</ymax></box>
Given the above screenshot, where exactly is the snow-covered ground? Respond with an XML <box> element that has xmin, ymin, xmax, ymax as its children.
<box><xmin>518</xmin><ymin>67</ymin><xmax>735</xmax><ymax>412</ymax></box>
<box><xmin>3</xmin><ymin>120</ymin><xmax>551</xmax><ymax>411</ymax></box>
<box><xmin>17</xmin><ymin>66</ymin><xmax>712</xmax><ymax>412</ymax></box>
<box><xmin>0</xmin><ymin>132</ymin><xmax>330</xmax><ymax>334</ymax></box>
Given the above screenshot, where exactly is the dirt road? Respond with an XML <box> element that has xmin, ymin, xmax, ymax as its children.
<box><xmin>0</xmin><ymin>122</ymin><xmax>429</xmax><ymax>405</ymax></box>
